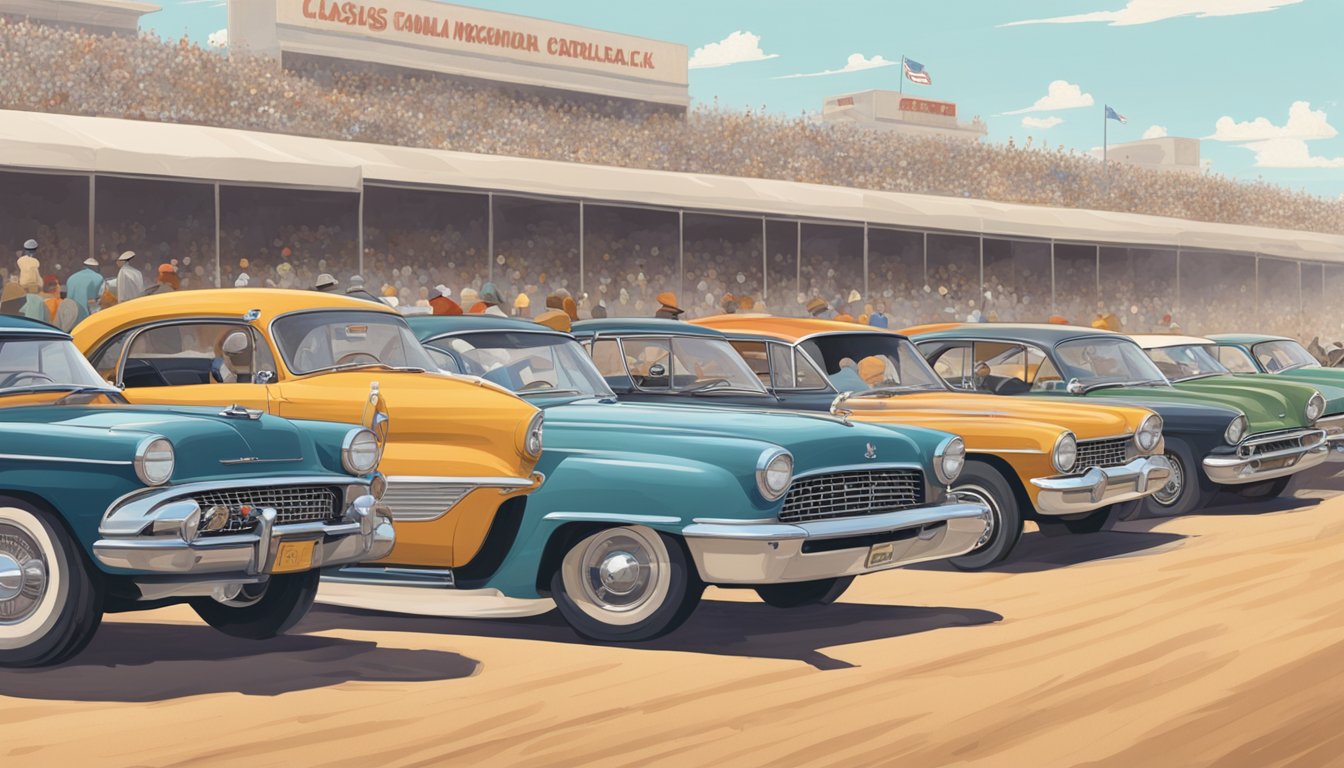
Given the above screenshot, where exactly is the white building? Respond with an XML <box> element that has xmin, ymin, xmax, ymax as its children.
<box><xmin>822</xmin><ymin>90</ymin><xmax>987</xmax><ymax>141</ymax></box>
<box><xmin>1105</xmin><ymin>136</ymin><xmax>1202</xmax><ymax>174</ymax></box>
<box><xmin>0</xmin><ymin>0</ymin><xmax>159</xmax><ymax>36</ymax></box>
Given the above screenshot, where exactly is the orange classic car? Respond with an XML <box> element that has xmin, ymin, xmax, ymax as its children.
<box><xmin>691</xmin><ymin>315</ymin><xmax>1171</xmax><ymax>568</ymax></box>
<box><xmin>72</xmin><ymin>290</ymin><xmax>544</xmax><ymax>584</ymax></box>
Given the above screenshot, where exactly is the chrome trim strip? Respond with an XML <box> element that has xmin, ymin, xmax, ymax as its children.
<box><xmin>541</xmin><ymin>511</ymin><xmax>682</xmax><ymax>525</ymax></box>
<box><xmin>385</xmin><ymin>475</ymin><xmax>535</xmax><ymax>487</ymax></box>
<box><xmin>219</xmin><ymin>456</ymin><xmax>304</xmax><ymax>465</ymax></box>
<box><xmin>0</xmin><ymin>453</ymin><xmax>131</xmax><ymax>465</ymax></box>
<box><xmin>790</xmin><ymin>462</ymin><xmax>921</xmax><ymax>481</ymax></box>
<box><xmin>682</xmin><ymin>501</ymin><xmax>987</xmax><ymax>542</ymax></box>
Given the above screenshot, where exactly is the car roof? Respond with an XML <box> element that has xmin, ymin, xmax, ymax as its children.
<box><xmin>1207</xmin><ymin>333</ymin><xmax>1293</xmax><ymax>345</ymax></box>
<box><xmin>73</xmin><ymin>288</ymin><xmax>397</xmax><ymax>346</ymax></box>
<box><xmin>408</xmin><ymin>314</ymin><xmax>562</xmax><ymax>340</ymax></box>
<box><xmin>570</xmin><ymin>318</ymin><xmax>727</xmax><ymax>338</ymax></box>
<box><xmin>905</xmin><ymin>322</ymin><xmax>1123</xmax><ymax>346</ymax></box>
<box><xmin>0</xmin><ymin>315</ymin><xmax>67</xmax><ymax>338</ymax></box>
<box><xmin>1130</xmin><ymin>334</ymin><xmax>1216</xmax><ymax>349</ymax></box>
<box><xmin>692</xmin><ymin>314</ymin><xmax>908</xmax><ymax>342</ymax></box>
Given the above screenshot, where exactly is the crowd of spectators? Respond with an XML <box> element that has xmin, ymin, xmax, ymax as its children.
<box><xmin>0</xmin><ymin>20</ymin><xmax>1341</xmax><ymax>235</ymax></box>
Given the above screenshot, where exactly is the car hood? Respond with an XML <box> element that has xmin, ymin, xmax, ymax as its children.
<box><xmin>1170</xmin><ymin>376</ymin><xmax>1318</xmax><ymax>432</ymax></box>
<box><xmin>1087</xmin><ymin>384</ymin><xmax>1303</xmax><ymax>434</ymax></box>
<box><xmin>1260</xmin><ymin>369</ymin><xmax>1344</xmax><ymax>415</ymax></box>
<box><xmin>0</xmin><ymin>402</ymin><xmax>308</xmax><ymax>471</ymax></box>
<box><xmin>540</xmin><ymin>400</ymin><xmax>949</xmax><ymax>473</ymax></box>
<box><xmin>841</xmin><ymin>391</ymin><xmax>1139</xmax><ymax>440</ymax></box>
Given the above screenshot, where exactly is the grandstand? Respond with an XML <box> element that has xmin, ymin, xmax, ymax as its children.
<box><xmin>0</xmin><ymin>15</ymin><xmax>1341</xmax><ymax>342</ymax></box>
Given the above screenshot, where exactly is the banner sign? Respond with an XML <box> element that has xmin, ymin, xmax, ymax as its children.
<box><xmin>899</xmin><ymin>97</ymin><xmax>956</xmax><ymax>118</ymax></box>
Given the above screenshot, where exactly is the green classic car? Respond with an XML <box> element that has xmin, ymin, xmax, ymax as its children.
<box><xmin>0</xmin><ymin>316</ymin><xmax>394</xmax><ymax>667</ymax></box>
<box><xmin>1207</xmin><ymin>333</ymin><xmax>1344</xmax><ymax>453</ymax></box>
<box><xmin>910</xmin><ymin>324</ymin><xmax>1329</xmax><ymax>517</ymax></box>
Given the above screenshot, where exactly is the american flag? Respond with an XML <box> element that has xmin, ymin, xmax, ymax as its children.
<box><xmin>1105</xmin><ymin>105</ymin><xmax>1128</xmax><ymax>124</ymax></box>
<box><xmin>903</xmin><ymin>57</ymin><xmax>932</xmax><ymax>85</ymax></box>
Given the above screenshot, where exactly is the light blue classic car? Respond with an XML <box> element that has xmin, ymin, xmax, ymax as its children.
<box><xmin>364</xmin><ymin>314</ymin><xmax>990</xmax><ymax>643</ymax></box>
<box><xmin>0</xmin><ymin>316</ymin><xmax>394</xmax><ymax>667</ymax></box>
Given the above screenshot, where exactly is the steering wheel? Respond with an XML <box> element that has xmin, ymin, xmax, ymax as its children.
<box><xmin>519</xmin><ymin>380</ymin><xmax>555</xmax><ymax>391</ymax></box>
<box><xmin>336</xmin><ymin>352</ymin><xmax>381</xmax><ymax>367</ymax></box>
<box><xmin>0</xmin><ymin>372</ymin><xmax>54</xmax><ymax>388</ymax></box>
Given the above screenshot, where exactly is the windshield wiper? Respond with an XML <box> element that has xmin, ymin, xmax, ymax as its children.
<box><xmin>687</xmin><ymin>386</ymin><xmax>773</xmax><ymax>397</ymax></box>
<box><xmin>518</xmin><ymin>388</ymin><xmax>583</xmax><ymax>397</ymax></box>
<box><xmin>2</xmin><ymin>383</ymin><xmax>119</xmax><ymax>399</ymax></box>
<box><xmin>1080</xmin><ymin>381</ymin><xmax>1137</xmax><ymax>393</ymax></box>
<box><xmin>312</xmin><ymin>362</ymin><xmax>426</xmax><ymax>374</ymax></box>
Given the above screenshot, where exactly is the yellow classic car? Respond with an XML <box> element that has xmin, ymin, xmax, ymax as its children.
<box><xmin>692</xmin><ymin>315</ymin><xmax>1171</xmax><ymax>568</ymax></box>
<box><xmin>72</xmin><ymin>290</ymin><xmax>544</xmax><ymax>579</ymax></box>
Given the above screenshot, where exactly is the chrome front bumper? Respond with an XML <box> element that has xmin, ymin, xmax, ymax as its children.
<box><xmin>1203</xmin><ymin>429</ymin><xmax>1330</xmax><ymax>485</ymax></box>
<box><xmin>93</xmin><ymin>478</ymin><xmax>395</xmax><ymax>575</ymax></box>
<box><xmin>681</xmin><ymin>502</ymin><xmax>988</xmax><ymax>585</ymax></box>
<box><xmin>1030</xmin><ymin>456</ymin><xmax>1172</xmax><ymax>515</ymax></box>
<box><xmin>1316</xmin><ymin>415</ymin><xmax>1344</xmax><ymax>462</ymax></box>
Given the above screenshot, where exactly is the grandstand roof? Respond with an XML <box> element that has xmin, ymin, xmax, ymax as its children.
<box><xmin>1</xmin><ymin>109</ymin><xmax>1341</xmax><ymax>263</ymax></box>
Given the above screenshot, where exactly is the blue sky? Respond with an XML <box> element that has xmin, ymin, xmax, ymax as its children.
<box><xmin>147</xmin><ymin>0</ymin><xmax>1344</xmax><ymax>198</ymax></box>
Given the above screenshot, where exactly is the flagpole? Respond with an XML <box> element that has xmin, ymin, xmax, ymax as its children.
<box><xmin>1103</xmin><ymin>105</ymin><xmax>1109</xmax><ymax>195</ymax></box>
<box><xmin>900</xmin><ymin>55</ymin><xmax>905</xmax><ymax>95</ymax></box>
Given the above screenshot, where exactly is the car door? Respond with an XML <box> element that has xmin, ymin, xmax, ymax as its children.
<box><xmin>98</xmin><ymin>321</ymin><xmax>276</xmax><ymax>411</ymax></box>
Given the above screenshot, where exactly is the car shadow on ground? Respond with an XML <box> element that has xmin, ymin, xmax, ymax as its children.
<box><xmin>1198</xmin><ymin>493</ymin><xmax>1321</xmax><ymax>517</ymax></box>
<box><xmin>0</xmin><ymin>622</ymin><xmax>480</xmax><ymax>702</ymax></box>
<box><xmin>908</xmin><ymin>527</ymin><xmax>1188</xmax><ymax>575</ymax></box>
<box><xmin>301</xmin><ymin>600</ymin><xmax>1003</xmax><ymax>671</ymax></box>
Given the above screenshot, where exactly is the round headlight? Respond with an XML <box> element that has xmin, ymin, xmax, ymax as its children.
<box><xmin>756</xmin><ymin>449</ymin><xmax>793</xmax><ymax>501</ymax></box>
<box><xmin>524</xmin><ymin>411</ymin><xmax>544</xmax><ymax>459</ymax></box>
<box><xmin>1306</xmin><ymin>392</ymin><xmax>1326</xmax><ymax>424</ymax></box>
<box><xmin>935</xmin><ymin>436</ymin><xmax>966</xmax><ymax>485</ymax></box>
<box><xmin>1225</xmin><ymin>414</ymin><xmax>1248</xmax><ymax>445</ymax></box>
<box><xmin>1052</xmin><ymin>432</ymin><xmax>1078</xmax><ymax>474</ymax></box>
<box><xmin>134</xmin><ymin>436</ymin><xmax>175</xmax><ymax>486</ymax></box>
<box><xmin>341</xmin><ymin>428</ymin><xmax>380</xmax><ymax>475</ymax></box>
<box><xmin>1135</xmin><ymin>413</ymin><xmax>1163</xmax><ymax>453</ymax></box>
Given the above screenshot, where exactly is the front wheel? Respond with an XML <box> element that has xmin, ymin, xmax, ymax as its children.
<box><xmin>551</xmin><ymin>525</ymin><xmax>703</xmax><ymax>642</ymax></box>
<box><xmin>1136</xmin><ymin>440</ymin><xmax>1214</xmax><ymax>518</ymax></box>
<box><xmin>0</xmin><ymin>499</ymin><xmax>104</xmax><ymax>668</ymax></box>
<box><xmin>189</xmin><ymin>570</ymin><xmax>320</xmax><ymax>640</ymax></box>
<box><xmin>756</xmin><ymin>576</ymin><xmax>854</xmax><ymax>608</ymax></box>
<box><xmin>948</xmin><ymin>462</ymin><xmax>1024</xmax><ymax>571</ymax></box>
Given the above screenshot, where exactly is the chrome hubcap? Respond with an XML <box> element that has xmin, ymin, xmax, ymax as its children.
<box><xmin>1154</xmin><ymin>453</ymin><xmax>1184</xmax><ymax>506</ymax></box>
<box><xmin>955</xmin><ymin>486</ymin><xmax>998</xmax><ymax>550</ymax></box>
<box><xmin>582</xmin><ymin>534</ymin><xmax>654</xmax><ymax>610</ymax></box>
<box><xmin>0</xmin><ymin>523</ymin><xmax>48</xmax><ymax>625</ymax></box>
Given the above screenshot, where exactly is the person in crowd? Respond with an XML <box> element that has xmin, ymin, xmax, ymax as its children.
<box><xmin>429</xmin><ymin>285</ymin><xmax>462</xmax><ymax>315</ymax></box>
<box><xmin>534</xmin><ymin>308</ymin><xmax>571</xmax><ymax>332</ymax></box>
<box><xmin>65</xmin><ymin>257</ymin><xmax>106</xmax><ymax>322</ymax></box>
<box><xmin>0</xmin><ymin>281</ymin><xmax>24</xmax><ymax>316</ymax></box>
<box><xmin>345</xmin><ymin>274</ymin><xmax>383</xmax><ymax>303</ymax></box>
<box><xmin>475</xmin><ymin>282</ymin><xmax>507</xmax><ymax>316</ymax></box>
<box><xmin>806</xmin><ymin>297</ymin><xmax>833</xmax><ymax>319</ymax></box>
<box><xmin>53</xmin><ymin>289</ymin><xmax>78</xmax><ymax>332</ymax></box>
<box><xmin>313</xmin><ymin>273</ymin><xmax>339</xmax><ymax>293</ymax></box>
<box><xmin>19</xmin><ymin>280</ymin><xmax>48</xmax><ymax>322</ymax></box>
<box><xmin>459</xmin><ymin>287</ymin><xmax>480</xmax><ymax>311</ymax></box>
<box><xmin>590</xmin><ymin>301</ymin><xmax>608</xmax><ymax>319</ymax></box>
<box><xmin>16</xmin><ymin>240</ymin><xmax>41</xmax><ymax>294</ymax></box>
<box><xmin>513</xmin><ymin>292</ymin><xmax>531</xmax><ymax>318</ymax></box>
<box><xmin>115</xmin><ymin>251</ymin><xmax>144</xmax><ymax>302</ymax></box>
<box><xmin>1047</xmin><ymin>314</ymin><xmax>1069</xmax><ymax>325</ymax></box>
<box><xmin>654</xmin><ymin>291</ymin><xmax>684</xmax><ymax>319</ymax></box>
<box><xmin>41</xmin><ymin>275</ymin><xmax>60</xmax><ymax>319</ymax></box>
<box><xmin>234</xmin><ymin>273</ymin><xmax>250</xmax><ymax>288</ymax></box>
<box><xmin>721</xmin><ymin>293</ymin><xmax>738</xmax><ymax>314</ymax></box>
<box><xmin>869</xmin><ymin>302</ymin><xmax>890</xmax><ymax>328</ymax></box>
<box><xmin>142</xmin><ymin>263</ymin><xmax>179</xmax><ymax>296</ymax></box>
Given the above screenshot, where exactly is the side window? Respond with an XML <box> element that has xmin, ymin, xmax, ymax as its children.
<box><xmin>1030</xmin><ymin>353</ymin><xmax>1065</xmax><ymax>392</ymax></box>
<box><xmin>589</xmin><ymin>338</ymin><xmax>633</xmax><ymax>389</ymax></box>
<box><xmin>123</xmin><ymin>323</ymin><xmax>260</xmax><ymax>388</ymax></box>
<box><xmin>973</xmin><ymin>342</ymin><xmax>1027</xmax><ymax>381</ymax></box>
<box><xmin>1218</xmin><ymin>346</ymin><xmax>1258</xmax><ymax>374</ymax></box>
<box><xmin>928</xmin><ymin>343</ymin><xmax>973</xmax><ymax>390</ymax></box>
<box><xmin>90</xmin><ymin>329</ymin><xmax>134</xmax><ymax>382</ymax></box>
<box><xmin>424</xmin><ymin>346</ymin><xmax>462</xmax><ymax>374</ymax></box>
<box><xmin>793</xmin><ymin>349</ymin><xmax>828</xmax><ymax>390</ymax></box>
<box><xmin>624</xmin><ymin>339</ymin><xmax>673</xmax><ymax>389</ymax></box>
<box><xmin>730</xmin><ymin>340</ymin><xmax>772</xmax><ymax>386</ymax></box>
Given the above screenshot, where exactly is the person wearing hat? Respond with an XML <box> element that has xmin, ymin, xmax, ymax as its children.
<box><xmin>429</xmin><ymin>286</ymin><xmax>462</xmax><ymax>316</ymax></box>
<box><xmin>65</xmin><ymin>256</ymin><xmax>106</xmax><ymax>323</ymax></box>
<box><xmin>142</xmin><ymin>263</ymin><xmax>179</xmax><ymax>297</ymax></box>
<box><xmin>829</xmin><ymin>357</ymin><xmax>866</xmax><ymax>391</ymax></box>
<box><xmin>513</xmin><ymin>292</ymin><xmax>532</xmax><ymax>318</ymax></box>
<box><xmin>545</xmin><ymin>293</ymin><xmax>566</xmax><ymax>312</ymax></box>
<box><xmin>211</xmin><ymin>329</ymin><xmax>255</xmax><ymax>384</ymax></box>
<box><xmin>590</xmin><ymin>300</ymin><xmax>608</xmax><ymax>319</ymax></box>
<box><xmin>16</xmin><ymin>239</ymin><xmax>40</xmax><ymax>293</ymax></box>
<box><xmin>857</xmin><ymin>356</ymin><xmax>889</xmax><ymax>387</ymax></box>
<box><xmin>868</xmin><ymin>302</ymin><xmax>890</xmax><ymax>329</ymax></box>
<box><xmin>0</xmin><ymin>281</ymin><xmax>25</xmax><ymax>317</ymax></box>
<box><xmin>534</xmin><ymin>309</ymin><xmax>571</xmax><ymax>333</ymax></box>
<box><xmin>313</xmin><ymin>273</ymin><xmax>339</xmax><ymax>293</ymax></box>
<box><xmin>721</xmin><ymin>292</ymin><xmax>738</xmax><ymax>315</ymax></box>
<box><xmin>116</xmin><ymin>251</ymin><xmax>144</xmax><ymax>302</ymax></box>
<box><xmin>562</xmin><ymin>296</ymin><xmax>579</xmax><ymax>321</ymax></box>
<box><xmin>805</xmin><ymin>297</ymin><xmax>833</xmax><ymax>319</ymax></box>
<box><xmin>459</xmin><ymin>287</ymin><xmax>480</xmax><ymax>312</ymax></box>
<box><xmin>654</xmin><ymin>291</ymin><xmax>684</xmax><ymax>319</ymax></box>
<box><xmin>1047</xmin><ymin>314</ymin><xmax>1069</xmax><ymax>325</ymax></box>
<box><xmin>345</xmin><ymin>274</ymin><xmax>383</xmax><ymax>304</ymax></box>
<box><xmin>41</xmin><ymin>275</ymin><xmax>61</xmax><ymax>319</ymax></box>
<box><xmin>476</xmin><ymin>282</ymin><xmax>507</xmax><ymax>317</ymax></box>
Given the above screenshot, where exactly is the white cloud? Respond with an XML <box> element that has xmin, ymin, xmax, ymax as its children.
<box><xmin>688</xmin><ymin>31</ymin><xmax>778</xmax><ymax>70</ymax></box>
<box><xmin>1002</xmin><ymin>0</ymin><xmax>1302</xmax><ymax>27</ymax></box>
<box><xmin>1241</xmin><ymin>138</ymin><xmax>1344</xmax><ymax>168</ymax></box>
<box><xmin>1002</xmin><ymin>81</ymin><xmax>1094</xmax><ymax>115</ymax></box>
<box><xmin>207</xmin><ymin>28</ymin><xmax>227</xmax><ymax>48</ymax></box>
<box><xmin>1208</xmin><ymin>101</ymin><xmax>1336</xmax><ymax>141</ymax></box>
<box><xmin>1142</xmin><ymin>125</ymin><xmax>1168</xmax><ymax>139</ymax></box>
<box><xmin>774</xmin><ymin>53</ymin><xmax>898</xmax><ymax>80</ymax></box>
<box><xmin>1022</xmin><ymin>116</ymin><xmax>1063</xmax><ymax>130</ymax></box>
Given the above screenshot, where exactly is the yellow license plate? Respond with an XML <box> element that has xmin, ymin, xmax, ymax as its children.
<box><xmin>272</xmin><ymin>540</ymin><xmax>316</xmax><ymax>573</ymax></box>
<box><xmin>866</xmin><ymin>541</ymin><xmax>896</xmax><ymax>569</ymax></box>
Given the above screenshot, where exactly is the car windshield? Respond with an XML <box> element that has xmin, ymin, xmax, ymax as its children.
<box><xmin>273</xmin><ymin>310</ymin><xmax>436</xmax><ymax>375</ymax></box>
<box><xmin>1144</xmin><ymin>344</ymin><xmax>1230</xmax><ymax>382</ymax></box>
<box><xmin>798</xmin><ymin>334</ymin><xmax>946</xmax><ymax>394</ymax></box>
<box><xmin>1252</xmin><ymin>340</ymin><xmax>1319</xmax><ymax>372</ymax></box>
<box><xmin>1055</xmin><ymin>337</ymin><xmax>1169</xmax><ymax>389</ymax></box>
<box><xmin>424</xmin><ymin>332</ymin><xmax>615</xmax><ymax>398</ymax></box>
<box><xmin>0</xmin><ymin>336</ymin><xmax>110</xmax><ymax>400</ymax></box>
<box><xmin>614</xmin><ymin>335</ymin><xmax>768</xmax><ymax>394</ymax></box>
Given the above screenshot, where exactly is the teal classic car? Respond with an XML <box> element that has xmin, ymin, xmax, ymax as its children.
<box><xmin>1135</xmin><ymin>334</ymin><xmax>1344</xmax><ymax>462</ymax></box>
<box><xmin>0</xmin><ymin>316</ymin><xmax>393</xmax><ymax>667</ymax></box>
<box><xmin>367</xmin><ymin>314</ymin><xmax>989</xmax><ymax>643</ymax></box>
<box><xmin>909</xmin><ymin>324</ymin><xmax>1329</xmax><ymax>517</ymax></box>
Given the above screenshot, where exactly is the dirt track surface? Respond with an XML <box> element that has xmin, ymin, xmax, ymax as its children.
<box><xmin>4</xmin><ymin>469</ymin><xmax>1344</xmax><ymax>767</ymax></box>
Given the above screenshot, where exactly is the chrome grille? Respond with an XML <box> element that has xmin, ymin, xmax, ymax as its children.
<box><xmin>780</xmin><ymin>469</ymin><xmax>924</xmax><ymax>524</ymax></box>
<box><xmin>193</xmin><ymin>486</ymin><xmax>341</xmax><ymax>533</ymax></box>
<box><xmin>1240</xmin><ymin>430</ymin><xmax>1317</xmax><ymax>458</ymax></box>
<box><xmin>1074</xmin><ymin>437</ymin><xmax>1131</xmax><ymax>469</ymax></box>
<box><xmin>381</xmin><ymin>481</ymin><xmax>475</xmax><ymax>522</ymax></box>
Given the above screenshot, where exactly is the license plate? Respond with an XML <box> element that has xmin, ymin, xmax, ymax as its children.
<box><xmin>272</xmin><ymin>540</ymin><xmax>316</xmax><ymax>573</ymax></box>
<box><xmin>866</xmin><ymin>541</ymin><xmax>896</xmax><ymax>569</ymax></box>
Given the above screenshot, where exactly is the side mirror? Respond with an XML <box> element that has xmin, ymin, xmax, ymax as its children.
<box><xmin>255</xmin><ymin>370</ymin><xmax>275</xmax><ymax>385</ymax></box>
<box><xmin>1066</xmin><ymin>378</ymin><xmax>1085</xmax><ymax>395</ymax></box>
